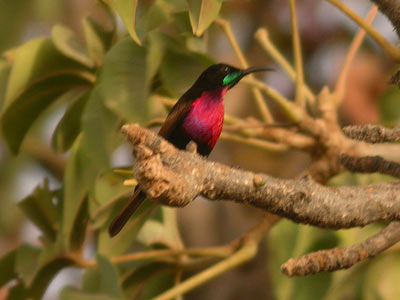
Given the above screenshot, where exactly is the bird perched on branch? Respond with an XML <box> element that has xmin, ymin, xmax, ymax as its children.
<box><xmin>109</xmin><ymin>63</ymin><xmax>271</xmax><ymax>237</ymax></box>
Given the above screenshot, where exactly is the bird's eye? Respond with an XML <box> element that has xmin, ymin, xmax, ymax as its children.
<box><xmin>224</xmin><ymin>66</ymin><xmax>229</xmax><ymax>73</ymax></box>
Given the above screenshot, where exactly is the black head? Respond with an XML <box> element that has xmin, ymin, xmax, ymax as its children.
<box><xmin>193</xmin><ymin>63</ymin><xmax>272</xmax><ymax>91</ymax></box>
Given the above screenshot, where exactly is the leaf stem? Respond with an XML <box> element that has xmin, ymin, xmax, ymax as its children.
<box><xmin>221</xmin><ymin>132</ymin><xmax>288</xmax><ymax>152</ymax></box>
<box><xmin>289</xmin><ymin>0</ymin><xmax>305</xmax><ymax>107</ymax></box>
<box><xmin>215</xmin><ymin>18</ymin><xmax>274</xmax><ymax>123</ymax></box>
<box><xmin>152</xmin><ymin>241</ymin><xmax>258</xmax><ymax>300</ymax></box>
<box><xmin>326</xmin><ymin>0</ymin><xmax>400</xmax><ymax>62</ymax></box>
<box><xmin>254</xmin><ymin>28</ymin><xmax>316</xmax><ymax>105</ymax></box>
<box><xmin>335</xmin><ymin>5</ymin><xmax>378</xmax><ymax>102</ymax></box>
<box><xmin>242</xmin><ymin>77</ymin><xmax>304</xmax><ymax>122</ymax></box>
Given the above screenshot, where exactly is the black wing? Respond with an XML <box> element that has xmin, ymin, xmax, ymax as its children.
<box><xmin>158</xmin><ymin>87</ymin><xmax>201</xmax><ymax>141</ymax></box>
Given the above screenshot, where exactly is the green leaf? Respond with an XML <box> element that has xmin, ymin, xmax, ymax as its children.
<box><xmin>28</xmin><ymin>256</ymin><xmax>75</xmax><ymax>300</ymax></box>
<box><xmin>97</xmin><ymin>254</ymin><xmax>122</xmax><ymax>298</ymax></box>
<box><xmin>3</xmin><ymin>38</ymin><xmax>90</xmax><ymax>110</ymax></box>
<box><xmin>52</xmin><ymin>24</ymin><xmax>95</xmax><ymax>68</ymax></box>
<box><xmin>15</xmin><ymin>245</ymin><xmax>41</xmax><ymax>287</ymax></box>
<box><xmin>52</xmin><ymin>88</ymin><xmax>90</xmax><ymax>152</ymax></box>
<box><xmin>15</xmin><ymin>240</ymin><xmax>74</xmax><ymax>299</ymax></box>
<box><xmin>268</xmin><ymin>220</ymin><xmax>337</xmax><ymax>300</ymax></box>
<box><xmin>186</xmin><ymin>0</ymin><xmax>222</xmax><ymax>36</ymax></box>
<box><xmin>61</xmin><ymin>288</ymin><xmax>120</xmax><ymax>300</ymax></box>
<box><xmin>5</xmin><ymin>282</ymin><xmax>27</xmax><ymax>300</ymax></box>
<box><xmin>121</xmin><ymin>262</ymin><xmax>174</xmax><ymax>300</ymax></box>
<box><xmin>81</xmin><ymin>88</ymin><xmax>120</xmax><ymax>171</ymax></box>
<box><xmin>89</xmin><ymin>172</ymin><xmax>131</xmax><ymax>229</ymax></box>
<box><xmin>0</xmin><ymin>59</ymin><xmax>11</xmax><ymax>111</ymax></box>
<box><xmin>1</xmin><ymin>73</ymin><xmax>92</xmax><ymax>153</ymax></box>
<box><xmin>18</xmin><ymin>179</ymin><xmax>59</xmax><ymax>241</ymax></box>
<box><xmin>98</xmin><ymin>201</ymin><xmax>155</xmax><ymax>257</ymax></box>
<box><xmin>137</xmin><ymin>208</ymin><xmax>182</xmax><ymax>249</ymax></box>
<box><xmin>107</xmin><ymin>0</ymin><xmax>141</xmax><ymax>45</ymax></box>
<box><xmin>135</xmin><ymin>0</ymin><xmax>171</xmax><ymax>40</ymax></box>
<box><xmin>364</xmin><ymin>252</ymin><xmax>400</xmax><ymax>300</ymax></box>
<box><xmin>379</xmin><ymin>87</ymin><xmax>400</xmax><ymax>126</ymax></box>
<box><xmin>82</xmin><ymin>16</ymin><xmax>115</xmax><ymax>66</ymax></box>
<box><xmin>146</xmin><ymin>32</ymin><xmax>167</xmax><ymax>83</ymax></box>
<box><xmin>0</xmin><ymin>249</ymin><xmax>18</xmax><ymax>287</ymax></box>
<box><xmin>99</xmin><ymin>38</ymin><xmax>149</xmax><ymax>123</ymax></box>
<box><xmin>67</xmin><ymin>255</ymin><xmax>122</xmax><ymax>300</ymax></box>
<box><xmin>160</xmin><ymin>50</ymin><xmax>213</xmax><ymax>95</ymax></box>
<box><xmin>63</xmin><ymin>134</ymin><xmax>96</xmax><ymax>251</ymax></box>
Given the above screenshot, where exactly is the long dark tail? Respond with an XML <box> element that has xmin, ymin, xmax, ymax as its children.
<box><xmin>108</xmin><ymin>187</ymin><xmax>146</xmax><ymax>237</ymax></box>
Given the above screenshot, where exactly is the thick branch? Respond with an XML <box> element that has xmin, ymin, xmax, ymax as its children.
<box><xmin>370</xmin><ymin>0</ymin><xmax>400</xmax><ymax>38</ymax></box>
<box><xmin>342</xmin><ymin>125</ymin><xmax>400</xmax><ymax>143</ymax></box>
<box><xmin>281</xmin><ymin>221</ymin><xmax>400</xmax><ymax>276</ymax></box>
<box><xmin>122</xmin><ymin>124</ymin><xmax>400</xmax><ymax>230</ymax></box>
<box><xmin>341</xmin><ymin>154</ymin><xmax>400</xmax><ymax>178</ymax></box>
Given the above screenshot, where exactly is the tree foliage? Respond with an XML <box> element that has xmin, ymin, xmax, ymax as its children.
<box><xmin>0</xmin><ymin>0</ymin><xmax>400</xmax><ymax>300</ymax></box>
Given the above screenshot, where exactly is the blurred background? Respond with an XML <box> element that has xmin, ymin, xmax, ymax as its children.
<box><xmin>1</xmin><ymin>0</ymin><xmax>399</xmax><ymax>299</ymax></box>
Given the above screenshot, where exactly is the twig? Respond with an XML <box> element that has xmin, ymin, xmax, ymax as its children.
<box><xmin>152</xmin><ymin>242</ymin><xmax>257</xmax><ymax>300</ymax></box>
<box><xmin>342</xmin><ymin>125</ymin><xmax>400</xmax><ymax>143</ymax></box>
<box><xmin>289</xmin><ymin>0</ymin><xmax>305</xmax><ymax>107</ymax></box>
<box><xmin>335</xmin><ymin>5</ymin><xmax>378</xmax><ymax>101</ymax></box>
<box><xmin>281</xmin><ymin>221</ymin><xmax>400</xmax><ymax>276</ymax></box>
<box><xmin>254</xmin><ymin>28</ymin><xmax>316</xmax><ymax>105</ymax></box>
<box><xmin>326</xmin><ymin>0</ymin><xmax>400</xmax><ymax>62</ymax></box>
<box><xmin>23</xmin><ymin>137</ymin><xmax>66</xmax><ymax>181</ymax></box>
<box><xmin>370</xmin><ymin>0</ymin><xmax>400</xmax><ymax>38</ymax></box>
<box><xmin>242</xmin><ymin>77</ymin><xmax>305</xmax><ymax>122</ymax></box>
<box><xmin>215</xmin><ymin>18</ymin><xmax>274</xmax><ymax>123</ymax></box>
<box><xmin>341</xmin><ymin>154</ymin><xmax>400</xmax><ymax>178</ymax></box>
<box><xmin>221</xmin><ymin>132</ymin><xmax>288</xmax><ymax>152</ymax></box>
<box><xmin>152</xmin><ymin>215</ymin><xmax>279</xmax><ymax>300</ymax></box>
<box><xmin>122</xmin><ymin>124</ymin><xmax>400</xmax><ymax>229</ymax></box>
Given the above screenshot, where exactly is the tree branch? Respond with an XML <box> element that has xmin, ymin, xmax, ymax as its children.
<box><xmin>341</xmin><ymin>154</ymin><xmax>400</xmax><ymax>178</ymax></box>
<box><xmin>281</xmin><ymin>221</ymin><xmax>400</xmax><ymax>276</ymax></box>
<box><xmin>122</xmin><ymin>124</ymin><xmax>400</xmax><ymax>230</ymax></box>
<box><xmin>370</xmin><ymin>0</ymin><xmax>400</xmax><ymax>38</ymax></box>
<box><xmin>342</xmin><ymin>125</ymin><xmax>400</xmax><ymax>143</ymax></box>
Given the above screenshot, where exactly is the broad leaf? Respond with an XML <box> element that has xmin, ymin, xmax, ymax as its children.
<box><xmin>61</xmin><ymin>288</ymin><xmax>120</xmax><ymax>300</ymax></box>
<box><xmin>137</xmin><ymin>208</ymin><xmax>182</xmax><ymax>249</ymax></box>
<box><xmin>1</xmin><ymin>73</ymin><xmax>92</xmax><ymax>153</ymax></box>
<box><xmin>61</xmin><ymin>256</ymin><xmax>123</xmax><ymax>300</ymax></box>
<box><xmin>15</xmin><ymin>245</ymin><xmax>41</xmax><ymax>286</ymax></box>
<box><xmin>99</xmin><ymin>38</ymin><xmax>149</xmax><ymax>123</ymax></box>
<box><xmin>5</xmin><ymin>282</ymin><xmax>27</xmax><ymax>300</ymax></box>
<box><xmin>121</xmin><ymin>262</ymin><xmax>174</xmax><ymax>300</ymax></box>
<box><xmin>160</xmin><ymin>50</ymin><xmax>213</xmax><ymax>95</ymax></box>
<box><xmin>82</xmin><ymin>15</ymin><xmax>115</xmax><ymax>66</ymax></box>
<box><xmin>52</xmin><ymin>88</ymin><xmax>90</xmax><ymax>152</ymax></box>
<box><xmin>98</xmin><ymin>201</ymin><xmax>155</xmax><ymax>257</ymax></box>
<box><xmin>0</xmin><ymin>59</ymin><xmax>11</xmax><ymax>111</ymax></box>
<box><xmin>81</xmin><ymin>88</ymin><xmax>120</xmax><ymax>171</ymax></box>
<box><xmin>18</xmin><ymin>179</ymin><xmax>59</xmax><ymax>241</ymax></box>
<box><xmin>107</xmin><ymin>0</ymin><xmax>141</xmax><ymax>45</ymax></box>
<box><xmin>89</xmin><ymin>172</ymin><xmax>131</xmax><ymax>229</ymax></box>
<box><xmin>186</xmin><ymin>0</ymin><xmax>222</xmax><ymax>36</ymax></box>
<box><xmin>63</xmin><ymin>135</ymin><xmax>96</xmax><ymax>251</ymax></box>
<box><xmin>0</xmin><ymin>249</ymin><xmax>18</xmax><ymax>287</ymax></box>
<box><xmin>52</xmin><ymin>24</ymin><xmax>95</xmax><ymax>68</ymax></box>
<box><xmin>3</xmin><ymin>38</ymin><xmax>90</xmax><ymax>109</ymax></box>
<box><xmin>268</xmin><ymin>220</ymin><xmax>337</xmax><ymax>300</ymax></box>
<box><xmin>97</xmin><ymin>254</ymin><xmax>122</xmax><ymax>298</ymax></box>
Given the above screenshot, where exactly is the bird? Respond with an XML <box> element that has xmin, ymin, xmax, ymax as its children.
<box><xmin>108</xmin><ymin>63</ymin><xmax>271</xmax><ymax>237</ymax></box>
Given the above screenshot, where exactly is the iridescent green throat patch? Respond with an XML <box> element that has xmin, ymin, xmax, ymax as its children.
<box><xmin>222</xmin><ymin>72</ymin><xmax>241</xmax><ymax>86</ymax></box>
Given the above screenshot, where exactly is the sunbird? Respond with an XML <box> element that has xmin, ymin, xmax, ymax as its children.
<box><xmin>109</xmin><ymin>63</ymin><xmax>271</xmax><ymax>237</ymax></box>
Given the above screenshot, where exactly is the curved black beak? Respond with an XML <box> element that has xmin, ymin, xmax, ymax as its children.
<box><xmin>242</xmin><ymin>66</ymin><xmax>274</xmax><ymax>76</ymax></box>
<box><xmin>227</xmin><ymin>66</ymin><xmax>273</xmax><ymax>89</ymax></box>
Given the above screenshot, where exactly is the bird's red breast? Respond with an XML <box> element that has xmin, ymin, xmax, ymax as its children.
<box><xmin>181</xmin><ymin>87</ymin><xmax>228</xmax><ymax>149</ymax></box>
